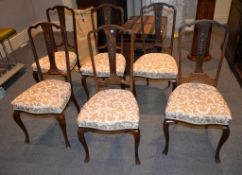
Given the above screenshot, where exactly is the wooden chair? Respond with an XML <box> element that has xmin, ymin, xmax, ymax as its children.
<box><xmin>80</xmin><ymin>4</ymin><xmax>124</xmax><ymax>99</ymax></box>
<box><xmin>11</xmin><ymin>22</ymin><xmax>80</xmax><ymax>147</ymax></box>
<box><xmin>163</xmin><ymin>20</ymin><xmax>232</xmax><ymax>162</ymax></box>
<box><xmin>32</xmin><ymin>5</ymin><xmax>80</xmax><ymax>83</ymax></box>
<box><xmin>133</xmin><ymin>2</ymin><xmax>177</xmax><ymax>90</ymax></box>
<box><xmin>77</xmin><ymin>24</ymin><xmax>141</xmax><ymax>164</ymax></box>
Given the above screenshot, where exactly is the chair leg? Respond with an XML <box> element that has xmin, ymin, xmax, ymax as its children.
<box><xmin>77</xmin><ymin>127</ymin><xmax>90</xmax><ymax>163</ymax></box>
<box><xmin>81</xmin><ymin>76</ymin><xmax>89</xmax><ymax>100</ymax></box>
<box><xmin>13</xmin><ymin>110</ymin><xmax>29</xmax><ymax>143</ymax></box>
<box><xmin>163</xmin><ymin>119</ymin><xmax>174</xmax><ymax>155</ymax></box>
<box><xmin>56</xmin><ymin>114</ymin><xmax>70</xmax><ymax>148</ymax></box>
<box><xmin>71</xmin><ymin>93</ymin><xmax>80</xmax><ymax>112</ymax></box>
<box><xmin>32</xmin><ymin>71</ymin><xmax>40</xmax><ymax>82</ymax></box>
<box><xmin>215</xmin><ymin>126</ymin><xmax>230</xmax><ymax>163</ymax></box>
<box><xmin>171</xmin><ymin>80</ymin><xmax>177</xmax><ymax>91</ymax></box>
<box><xmin>146</xmin><ymin>78</ymin><xmax>149</xmax><ymax>86</ymax></box>
<box><xmin>131</xmin><ymin>129</ymin><xmax>141</xmax><ymax>164</ymax></box>
<box><xmin>133</xmin><ymin>80</ymin><xmax>137</xmax><ymax>97</ymax></box>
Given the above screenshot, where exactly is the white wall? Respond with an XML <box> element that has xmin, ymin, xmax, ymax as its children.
<box><xmin>214</xmin><ymin>0</ymin><xmax>232</xmax><ymax>23</ymax></box>
<box><xmin>0</xmin><ymin>0</ymin><xmax>37</xmax><ymax>31</ymax></box>
<box><xmin>31</xmin><ymin>0</ymin><xmax>63</xmax><ymax>21</ymax></box>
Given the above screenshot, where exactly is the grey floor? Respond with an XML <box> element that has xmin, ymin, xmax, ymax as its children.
<box><xmin>0</xmin><ymin>38</ymin><xmax>242</xmax><ymax>175</ymax></box>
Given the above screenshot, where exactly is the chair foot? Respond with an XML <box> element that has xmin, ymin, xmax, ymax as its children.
<box><xmin>81</xmin><ymin>76</ymin><xmax>90</xmax><ymax>100</ymax></box>
<box><xmin>32</xmin><ymin>71</ymin><xmax>40</xmax><ymax>82</ymax></box>
<box><xmin>13</xmin><ymin>110</ymin><xmax>29</xmax><ymax>143</ymax></box>
<box><xmin>215</xmin><ymin>126</ymin><xmax>230</xmax><ymax>163</ymax></box>
<box><xmin>56</xmin><ymin>114</ymin><xmax>70</xmax><ymax>148</ymax></box>
<box><xmin>131</xmin><ymin>129</ymin><xmax>141</xmax><ymax>164</ymax></box>
<box><xmin>77</xmin><ymin>127</ymin><xmax>90</xmax><ymax>163</ymax></box>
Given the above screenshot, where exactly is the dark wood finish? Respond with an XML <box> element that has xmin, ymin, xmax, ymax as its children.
<box><xmin>188</xmin><ymin>0</ymin><xmax>216</xmax><ymax>61</ymax></box>
<box><xmin>81</xmin><ymin>5</ymin><xmax>125</xmax><ymax>99</ymax></box>
<box><xmin>123</xmin><ymin>16</ymin><xmax>167</xmax><ymax>42</ymax></box>
<box><xmin>178</xmin><ymin>20</ymin><xmax>229</xmax><ymax>87</ymax></box>
<box><xmin>225</xmin><ymin>0</ymin><xmax>242</xmax><ymax>87</ymax></box>
<box><xmin>129</xmin><ymin>2</ymin><xmax>177</xmax><ymax>89</ymax></box>
<box><xmin>162</xmin><ymin>20</ymin><xmax>230</xmax><ymax>163</ymax></box>
<box><xmin>13</xmin><ymin>22</ymin><xmax>80</xmax><ymax>147</ymax></box>
<box><xmin>140</xmin><ymin>3</ymin><xmax>176</xmax><ymax>55</ymax></box>
<box><xmin>76</xmin><ymin>0</ymin><xmax>127</xmax><ymax>22</ymax></box>
<box><xmin>33</xmin><ymin>6</ymin><xmax>81</xmax><ymax>82</ymax></box>
<box><xmin>163</xmin><ymin>119</ymin><xmax>230</xmax><ymax>163</ymax></box>
<box><xmin>78</xmin><ymin>24</ymin><xmax>140</xmax><ymax>164</ymax></box>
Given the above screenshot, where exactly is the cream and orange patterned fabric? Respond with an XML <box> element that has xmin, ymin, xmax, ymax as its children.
<box><xmin>32</xmin><ymin>51</ymin><xmax>77</xmax><ymax>73</ymax></box>
<box><xmin>165</xmin><ymin>82</ymin><xmax>232</xmax><ymax>125</ymax></box>
<box><xmin>11</xmin><ymin>79</ymin><xmax>71</xmax><ymax>114</ymax></box>
<box><xmin>134</xmin><ymin>53</ymin><xmax>177</xmax><ymax>79</ymax></box>
<box><xmin>77</xmin><ymin>89</ymin><xmax>139</xmax><ymax>130</ymax></box>
<box><xmin>80</xmin><ymin>53</ymin><xmax>126</xmax><ymax>77</ymax></box>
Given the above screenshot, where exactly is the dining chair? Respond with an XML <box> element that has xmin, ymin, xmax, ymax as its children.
<box><xmin>11</xmin><ymin>22</ymin><xmax>80</xmax><ymax>147</ymax></box>
<box><xmin>31</xmin><ymin>5</ymin><xmax>80</xmax><ymax>83</ymax></box>
<box><xmin>77</xmin><ymin>24</ymin><xmax>141</xmax><ymax>164</ymax></box>
<box><xmin>133</xmin><ymin>2</ymin><xmax>177</xmax><ymax>89</ymax></box>
<box><xmin>163</xmin><ymin>19</ymin><xmax>232</xmax><ymax>163</ymax></box>
<box><xmin>80</xmin><ymin>3</ymin><xmax>124</xmax><ymax>99</ymax></box>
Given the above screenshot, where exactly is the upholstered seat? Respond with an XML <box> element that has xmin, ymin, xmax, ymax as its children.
<box><xmin>80</xmin><ymin>53</ymin><xmax>126</xmax><ymax>77</ymax></box>
<box><xmin>134</xmin><ymin>53</ymin><xmax>177</xmax><ymax>79</ymax></box>
<box><xmin>77</xmin><ymin>89</ymin><xmax>139</xmax><ymax>131</ymax></box>
<box><xmin>165</xmin><ymin>82</ymin><xmax>232</xmax><ymax>125</ymax></box>
<box><xmin>32</xmin><ymin>51</ymin><xmax>77</xmax><ymax>73</ymax></box>
<box><xmin>11</xmin><ymin>79</ymin><xmax>71</xmax><ymax>114</ymax></box>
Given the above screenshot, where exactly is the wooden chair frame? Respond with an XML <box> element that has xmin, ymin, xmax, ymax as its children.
<box><xmin>140</xmin><ymin>2</ymin><xmax>176</xmax><ymax>55</ymax></box>
<box><xmin>136</xmin><ymin>2</ymin><xmax>177</xmax><ymax>89</ymax></box>
<box><xmin>78</xmin><ymin>24</ymin><xmax>140</xmax><ymax>164</ymax></box>
<box><xmin>163</xmin><ymin>20</ymin><xmax>230</xmax><ymax>163</ymax></box>
<box><xmin>32</xmin><ymin>5</ymin><xmax>80</xmax><ymax>82</ymax></box>
<box><xmin>81</xmin><ymin>3</ymin><xmax>124</xmax><ymax>99</ymax></box>
<box><xmin>13</xmin><ymin>22</ymin><xmax>80</xmax><ymax>147</ymax></box>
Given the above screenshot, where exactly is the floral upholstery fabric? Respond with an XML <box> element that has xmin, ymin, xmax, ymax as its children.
<box><xmin>165</xmin><ymin>82</ymin><xmax>232</xmax><ymax>125</ymax></box>
<box><xmin>32</xmin><ymin>51</ymin><xmax>77</xmax><ymax>73</ymax></box>
<box><xmin>80</xmin><ymin>53</ymin><xmax>126</xmax><ymax>77</ymax></box>
<box><xmin>77</xmin><ymin>89</ymin><xmax>139</xmax><ymax>131</ymax></box>
<box><xmin>134</xmin><ymin>53</ymin><xmax>178</xmax><ymax>79</ymax></box>
<box><xmin>11</xmin><ymin>79</ymin><xmax>71</xmax><ymax>114</ymax></box>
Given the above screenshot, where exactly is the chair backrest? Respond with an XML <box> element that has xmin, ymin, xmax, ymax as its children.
<box><xmin>46</xmin><ymin>5</ymin><xmax>80</xmax><ymax>68</ymax></box>
<box><xmin>141</xmin><ymin>2</ymin><xmax>176</xmax><ymax>54</ymax></box>
<box><xmin>87</xmin><ymin>24</ymin><xmax>135</xmax><ymax>93</ymax></box>
<box><xmin>28</xmin><ymin>22</ymin><xmax>72</xmax><ymax>84</ymax></box>
<box><xmin>91</xmin><ymin>3</ymin><xmax>124</xmax><ymax>29</ymax></box>
<box><xmin>90</xmin><ymin>4</ymin><xmax>124</xmax><ymax>50</ymax></box>
<box><xmin>178</xmin><ymin>19</ymin><xmax>229</xmax><ymax>87</ymax></box>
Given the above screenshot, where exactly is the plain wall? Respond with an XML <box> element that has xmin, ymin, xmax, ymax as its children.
<box><xmin>0</xmin><ymin>0</ymin><xmax>37</xmax><ymax>31</ymax></box>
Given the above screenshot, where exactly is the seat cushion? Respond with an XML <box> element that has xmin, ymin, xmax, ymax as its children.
<box><xmin>77</xmin><ymin>89</ymin><xmax>139</xmax><ymax>131</ymax></box>
<box><xmin>165</xmin><ymin>82</ymin><xmax>232</xmax><ymax>125</ymax></box>
<box><xmin>11</xmin><ymin>79</ymin><xmax>71</xmax><ymax>114</ymax></box>
<box><xmin>134</xmin><ymin>53</ymin><xmax>178</xmax><ymax>79</ymax></box>
<box><xmin>80</xmin><ymin>53</ymin><xmax>126</xmax><ymax>77</ymax></box>
<box><xmin>32</xmin><ymin>51</ymin><xmax>77</xmax><ymax>73</ymax></box>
